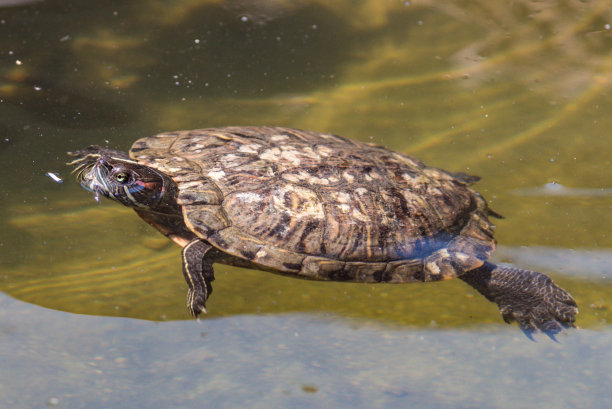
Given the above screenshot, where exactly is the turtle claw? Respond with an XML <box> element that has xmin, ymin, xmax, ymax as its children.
<box><xmin>187</xmin><ymin>288</ymin><xmax>208</xmax><ymax>318</ymax></box>
<box><xmin>514</xmin><ymin>316</ymin><xmax>561</xmax><ymax>342</ymax></box>
<box><xmin>492</xmin><ymin>269</ymin><xmax>577</xmax><ymax>338</ymax></box>
<box><xmin>460</xmin><ymin>262</ymin><xmax>578</xmax><ymax>338</ymax></box>
<box><xmin>501</xmin><ymin>297</ymin><xmax>577</xmax><ymax>340</ymax></box>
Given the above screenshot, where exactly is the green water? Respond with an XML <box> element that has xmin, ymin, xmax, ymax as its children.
<box><xmin>1</xmin><ymin>1</ymin><xmax>611</xmax><ymax>408</ymax></box>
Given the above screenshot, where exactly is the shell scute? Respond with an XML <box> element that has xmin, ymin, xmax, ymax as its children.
<box><xmin>177</xmin><ymin>180</ymin><xmax>224</xmax><ymax>205</ymax></box>
<box><xmin>182</xmin><ymin>204</ymin><xmax>229</xmax><ymax>238</ymax></box>
<box><xmin>209</xmin><ymin>227</ymin><xmax>306</xmax><ymax>274</ymax></box>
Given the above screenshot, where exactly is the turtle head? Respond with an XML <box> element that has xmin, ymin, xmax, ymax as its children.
<box><xmin>68</xmin><ymin>146</ymin><xmax>175</xmax><ymax>211</ymax></box>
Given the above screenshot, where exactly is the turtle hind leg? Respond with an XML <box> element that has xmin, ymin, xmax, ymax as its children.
<box><xmin>459</xmin><ymin>262</ymin><xmax>578</xmax><ymax>338</ymax></box>
<box><xmin>181</xmin><ymin>239</ymin><xmax>215</xmax><ymax>318</ymax></box>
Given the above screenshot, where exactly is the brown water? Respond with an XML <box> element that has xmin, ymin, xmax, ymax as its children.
<box><xmin>1</xmin><ymin>1</ymin><xmax>611</xmax><ymax>408</ymax></box>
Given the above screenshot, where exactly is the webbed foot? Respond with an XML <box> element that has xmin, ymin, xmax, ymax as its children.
<box><xmin>460</xmin><ymin>262</ymin><xmax>578</xmax><ymax>338</ymax></box>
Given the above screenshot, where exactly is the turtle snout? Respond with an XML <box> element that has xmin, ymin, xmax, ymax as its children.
<box><xmin>79</xmin><ymin>160</ymin><xmax>113</xmax><ymax>197</ymax></box>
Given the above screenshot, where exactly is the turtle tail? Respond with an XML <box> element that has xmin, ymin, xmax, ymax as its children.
<box><xmin>459</xmin><ymin>262</ymin><xmax>578</xmax><ymax>339</ymax></box>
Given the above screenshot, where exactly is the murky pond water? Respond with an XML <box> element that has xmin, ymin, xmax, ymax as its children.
<box><xmin>1</xmin><ymin>1</ymin><xmax>611</xmax><ymax>407</ymax></box>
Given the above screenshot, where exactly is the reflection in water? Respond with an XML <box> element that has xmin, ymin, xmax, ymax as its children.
<box><xmin>0</xmin><ymin>73</ymin><xmax>129</xmax><ymax>128</ymax></box>
<box><xmin>513</xmin><ymin>182</ymin><xmax>612</xmax><ymax>197</ymax></box>
<box><xmin>0</xmin><ymin>0</ymin><xmax>42</xmax><ymax>7</ymax></box>
<box><xmin>441</xmin><ymin>0</ymin><xmax>612</xmax><ymax>96</ymax></box>
<box><xmin>495</xmin><ymin>246</ymin><xmax>612</xmax><ymax>279</ymax></box>
<box><xmin>1</xmin><ymin>292</ymin><xmax>612</xmax><ymax>409</ymax></box>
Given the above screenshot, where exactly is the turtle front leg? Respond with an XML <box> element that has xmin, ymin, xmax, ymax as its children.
<box><xmin>181</xmin><ymin>239</ymin><xmax>215</xmax><ymax>317</ymax></box>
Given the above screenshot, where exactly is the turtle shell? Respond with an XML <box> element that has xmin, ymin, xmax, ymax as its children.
<box><xmin>129</xmin><ymin>127</ymin><xmax>496</xmax><ymax>283</ymax></box>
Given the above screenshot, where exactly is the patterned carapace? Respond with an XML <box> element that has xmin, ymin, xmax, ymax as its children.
<box><xmin>129</xmin><ymin>127</ymin><xmax>497</xmax><ymax>283</ymax></box>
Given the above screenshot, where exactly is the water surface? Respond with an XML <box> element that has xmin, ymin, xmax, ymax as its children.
<box><xmin>1</xmin><ymin>1</ymin><xmax>611</xmax><ymax>407</ymax></box>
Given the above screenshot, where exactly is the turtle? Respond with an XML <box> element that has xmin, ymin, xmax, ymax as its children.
<box><xmin>69</xmin><ymin>126</ymin><xmax>577</xmax><ymax>336</ymax></box>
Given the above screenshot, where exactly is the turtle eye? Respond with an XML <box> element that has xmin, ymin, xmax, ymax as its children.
<box><xmin>114</xmin><ymin>172</ymin><xmax>131</xmax><ymax>184</ymax></box>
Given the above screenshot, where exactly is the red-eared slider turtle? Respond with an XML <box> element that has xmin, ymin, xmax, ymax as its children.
<box><xmin>69</xmin><ymin>127</ymin><xmax>577</xmax><ymax>336</ymax></box>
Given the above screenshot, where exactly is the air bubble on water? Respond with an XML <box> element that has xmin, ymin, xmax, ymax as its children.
<box><xmin>544</xmin><ymin>181</ymin><xmax>563</xmax><ymax>192</ymax></box>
